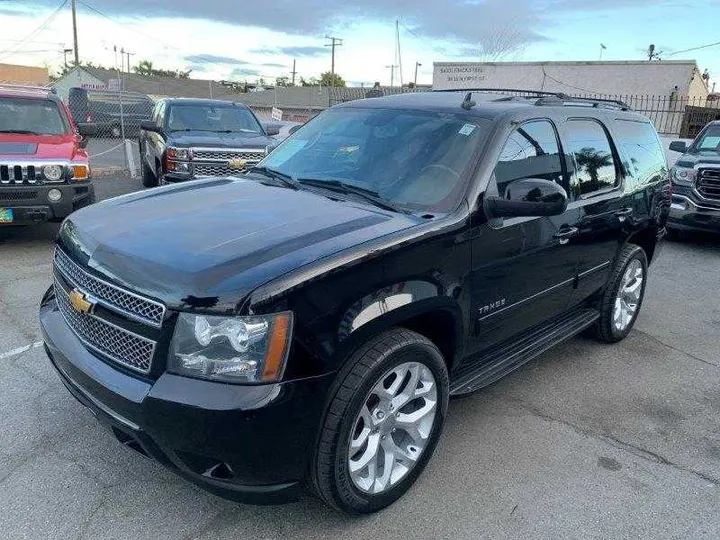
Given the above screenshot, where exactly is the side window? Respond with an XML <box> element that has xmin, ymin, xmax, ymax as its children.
<box><xmin>494</xmin><ymin>120</ymin><xmax>566</xmax><ymax>198</ymax></box>
<box><xmin>565</xmin><ymin>119</ymin><xmax>618</xmax><ymax>197</ymax></box>
<box><xmin>614</xmin><ymin>120</ymin><xmax>667</xmax><ymax>185</ymax></box>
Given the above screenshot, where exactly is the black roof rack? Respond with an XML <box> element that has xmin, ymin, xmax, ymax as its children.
<box><xmin>432</xmin><ymin>87</ymin><xmax>632</xmax><ymax>111</ymax></box>
<box><xmin>535</xmin><ymin>95</ymin><xmax>631</xmax><ymax>111</ymax></box>
<box><xmin>432</xmin><ymin>87</ymin><xmax>564</xmax><ymax>97</ymax></box>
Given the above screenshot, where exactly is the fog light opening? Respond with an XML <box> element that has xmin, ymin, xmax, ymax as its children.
<box><xmin>47</xmin><ymin>188</ymin><xmax>63</xmax><ymax>202</ymax></box>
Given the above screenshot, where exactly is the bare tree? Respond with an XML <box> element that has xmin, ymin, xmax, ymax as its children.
<box><xmin>477</xmin><ymin>21</ymin><xmax>528</xmax><ymax>62</ymax></box>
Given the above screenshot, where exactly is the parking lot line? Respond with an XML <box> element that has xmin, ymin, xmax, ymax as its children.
<box><xmin>0</xmin><ymin>341</ymin><xmax>43</xmax><ymax>361</ymax></box>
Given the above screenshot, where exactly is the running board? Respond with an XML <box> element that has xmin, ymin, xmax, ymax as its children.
<box><xmin>450</xmin><ymin>308</ymin><xmax>600</xmax><ymax>396</ymax></box>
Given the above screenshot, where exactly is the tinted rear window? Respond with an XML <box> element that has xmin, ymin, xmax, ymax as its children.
<box><xmin>614</xmin><ymin>120</ymin><xmax>667</xmax><ymax>185</ymax></box>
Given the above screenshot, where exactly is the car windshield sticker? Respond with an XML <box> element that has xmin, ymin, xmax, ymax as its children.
<box><xmin>458</xmin><ymin>124</ymin><xmax>477</xmax><ymax>136</ymax></box>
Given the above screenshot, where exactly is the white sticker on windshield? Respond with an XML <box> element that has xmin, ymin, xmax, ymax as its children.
<box><xmin>458</xmin><ymin>123</ymin><xmax>477</xmax><ymax>136</ymax></box>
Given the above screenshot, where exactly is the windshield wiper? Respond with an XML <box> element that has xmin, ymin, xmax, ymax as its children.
<box><xmin>248</xmin><ymin>166</ymin><xmax>298</xmax><ymax>190</ymax></box>
<box><xmin>0</xmin><ymin>129</ymin><xmax>40</xmax><ymax>135</ymax></box>
<box><xmin>297</xmin><ymin>178</ymin><xmax>406</xmax><ymax>213</ymax></box>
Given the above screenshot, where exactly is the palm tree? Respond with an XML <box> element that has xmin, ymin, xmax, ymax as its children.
<box><xmin>575</xmin><ymin>147</ymin><xmax>613</xmax><ymax>193</ymax></box>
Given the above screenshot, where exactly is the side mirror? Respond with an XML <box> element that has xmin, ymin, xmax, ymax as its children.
<box><xmin>288</xmin><ymin>125</ymin><xmax>301</xmax><ymax>135</ymax></box>
<box><xmin>669</xmin><ymin>140</ymin><xmax>687</xmax><ymax>153</ymax></box>
<box><xmin>486</xmin><ymin>178</ymin><xmax>568</xmax><ymax>218</ymax></box>
<box><xmin>76</xmin><ymin>123</ymin><xmax>96</xmax><ymax>148</ymax></box>
<box><xmin>140</xmin><ymin>120</ymin><xmax>162</xmax><ymax>133</ymax></box>
<box><xmin>265</xmin><ymin>124</ymin><xmax>280</xmax><ymax>136</ymax></box>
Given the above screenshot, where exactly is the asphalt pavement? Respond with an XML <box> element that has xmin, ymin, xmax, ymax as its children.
<box><xmin>0</xmin><ymin>172</ymin><xmax>718</xmax><ymax>539</ymax></box>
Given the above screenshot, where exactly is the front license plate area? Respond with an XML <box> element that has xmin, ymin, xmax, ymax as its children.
<box><xmin>0</xmin><ymin>208</ymin><xmax>14</xmax><ymax>223</ymax></box>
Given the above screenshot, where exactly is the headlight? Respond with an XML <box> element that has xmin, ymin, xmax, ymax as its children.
<box><xmin>671</xmin><ymin>166</ymin><xmax>696</xmax><ymax>185</ymax></box>
<box><xmin>168</xmin><ymin>312</ymin><xmax>293</xmax><ymax>383</ymax></box>
<box><xmin>166</xmin><ymin>147</ymin><xmax>190</xmax><ymax>160</ymax></box>
<box><xmin>42</xmin><ymin>165</ymin><xmax>64</xmax><ymax>182</ymax></box>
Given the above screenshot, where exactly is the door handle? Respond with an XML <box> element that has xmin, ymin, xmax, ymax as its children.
<box><xmin>553</xmin><ymin>227</ymin><xmax>579</xmax><ymax>245</ymax></box>
<box><xmin>614</xmin><ymin>207</ymin><xmax>634</xmax><ymax>220</ymax></box>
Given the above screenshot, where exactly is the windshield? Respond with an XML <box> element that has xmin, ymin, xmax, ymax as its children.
<box><xmin>258</xmin><ymin>107</ymin><xmax>487</xmax><ymax>213</ymax></box>
<box><xmin>0</xmin><ymin>97</ymin><xmax>69</xmax><ymax>135</ymax></box>
<box><xmin>694</xmin><ymin>125</ymin><xmax>720</xmax><ymax>153</ymax></box>
<box><xmin>167</xmin><ymin>104</ymin><xmax>262</xmax><ymax>133</ymax></box>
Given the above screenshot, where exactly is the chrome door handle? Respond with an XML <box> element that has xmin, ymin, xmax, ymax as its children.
<box><xmin>614</xmin><ymin>207</ymin><xmax>634</xmax><ymax>220</ymax></box>
<box><xmin>554</xmin><ymin>227</ymin><xmax>579</xmax><ymax>245</ymax></box>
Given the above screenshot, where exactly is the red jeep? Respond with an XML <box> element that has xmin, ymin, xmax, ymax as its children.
<box><xmin>0</xmin><ymin>84</ymin><xmax>95</xmax><ymax>226</ymax></box>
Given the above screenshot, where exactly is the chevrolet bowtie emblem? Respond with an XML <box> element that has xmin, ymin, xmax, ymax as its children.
<box><xmin>228</xmin><ymin>158</ymin><xmax>246</xmax><ymax>170</ymax></box>
<box><xmin>68</xmin><ymin>288</ymin><xmax>95</xmax><ymax>314</ymax></box>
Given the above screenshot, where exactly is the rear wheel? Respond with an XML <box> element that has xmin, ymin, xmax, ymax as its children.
<box><xmin>311</xmin><ymin>329</ymin><xmax>449</xmax><ymax>513</ymax></box>
<box><xmin>594</xmin><ymin>244</ymin><xmax>648</xmax><ymax>343</ymax></box>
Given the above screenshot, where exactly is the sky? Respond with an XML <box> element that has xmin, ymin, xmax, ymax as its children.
<box><xmin>0</xmin><ymin>0</ymin><xmax>718</xmax><ymax>90</ymax></box>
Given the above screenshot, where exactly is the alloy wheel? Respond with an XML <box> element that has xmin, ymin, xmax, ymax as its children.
<box><xmin>347</xmin><ymin>361</ymin><xmax>438</xmax><ymax>494</ymax></box>
<box><xmin>613</xmin><ymin>259</ymin><xmax>644</xmax><ymax>332</ymax></box>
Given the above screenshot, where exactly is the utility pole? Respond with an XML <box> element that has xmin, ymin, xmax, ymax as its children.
<box><xmin>125</xmin><ymin>51</ymin><xmax>135</xmax><ymax>73</ymax></box>
<box><xmin>385</xmin><ymin>65</ymin><xmax>398</xmax><ymax>88</ymax></box>
<box><xmin>325</xmin><ymin>36</ymin><xmax>343</xmax><ymax>86</ymax></box>
<box><xmin>120</xmin><ymin>47</ymin><xmax>125</xmax><ymax>73</ymax></box>
<box><xmin>396</xmin><ymin>20</ymin><xmax>403</xmax><ymax>87</ymax></box>
<box><xmin>414</xmin><ymin>62</ymin><xmax>422</xmax><ymax>87</ymax></box>
<box><xmin>290</xmin><ymin>59</ymin><xmax>297</xmax><ymax>86</ymax></box>
<box><xmin>71</xmin><ymin>0</ymin><xmax>79</xmax><ymax>65</ymax></box>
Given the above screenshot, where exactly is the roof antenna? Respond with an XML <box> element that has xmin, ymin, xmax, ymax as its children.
<box><xmin>461</xmin><ymin>91</ymin><xmax>476</xmax><ymax>110</ymax></box>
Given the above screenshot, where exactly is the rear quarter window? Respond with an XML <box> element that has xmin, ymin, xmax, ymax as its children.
<box><xmin>613</xmin><ymin>120</ymin><xmax>667</xmax><ymax>185</ymax></box>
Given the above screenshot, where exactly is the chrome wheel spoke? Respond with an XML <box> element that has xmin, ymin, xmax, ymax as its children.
<box><xmin>613</xmin><ymin>260</ymin><xmax>644</xmax><ymax>332</ymax></box>
<box><xmin>348</xmin><ymin>361</ymin><xmax>438</xmax><ymax>495</ymax></box>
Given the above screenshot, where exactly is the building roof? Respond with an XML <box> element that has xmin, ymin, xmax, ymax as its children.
<box><xmin>0</xmin><ymin>63</ymin><xmax>49</xmax><ymax>84</ymax></box>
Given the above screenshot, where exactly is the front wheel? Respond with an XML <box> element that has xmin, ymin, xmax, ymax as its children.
<box><xmin>594</xmin><ymin>244</ymin><xmax>648</xmax><ymax>343</ymax></box>
<box><xmin>311</xmin><ymin>329</ymin><xmax>449</xmax><ymax>514</ymax></box>
<box><xmin>141</xmin><ymin>155</ymin><xmax>158</xmax><ymax>188</ymax></box>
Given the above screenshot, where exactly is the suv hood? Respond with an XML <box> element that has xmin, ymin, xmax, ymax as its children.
<box><xmin>0</xmin><ymin>133</ymin><xmax>80</xmax><ymax>160</ymax></box>
<box><xmin>59</xmin><ymin>178</ymin><xmax>421</xmax><ymax>312</ymax></box>
<box><xmin>168</xmin><ymin>130</ymin><xmax>273</xmax><ymax>150</ymax></box>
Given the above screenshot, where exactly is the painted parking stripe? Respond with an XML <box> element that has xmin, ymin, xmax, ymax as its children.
<box><xmin>0</xmin><ymin>342</ymin><xmax>43</xmax><ymax>361</ymax></box>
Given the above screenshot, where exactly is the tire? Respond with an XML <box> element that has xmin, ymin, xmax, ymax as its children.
<box><xmin>594</xmin><ymin>244</ymin><xmax>648</xmax><ymax>343</ymax></box>
<box><xmin>141</xmin><ymin>156</ymin><xmax>158</xmax><ymax>188</ymax></box>
<box><xmin>665</xmin><ymin>227</ymin><xmax>684</xmax><ymax>241</ymax></box>
<box><xmin>310</xmin><ymin>328</ymin><xmax>449</xmax><ymax>514</ymax></box>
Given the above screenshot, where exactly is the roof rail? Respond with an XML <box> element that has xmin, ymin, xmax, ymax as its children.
<box><xmin>0</xmin><ymin>83</ymin><xmax>55</xmax><ymax>94</ymax></box>
<box><xmin>432</xmin><ymin>87</ymin><xmax>565</xmax><ymax>97</ymax></box>
<box><xmin>535</xmin><ymin>95</ymin><xmax>631</xmax><ymax>110</ymax></box>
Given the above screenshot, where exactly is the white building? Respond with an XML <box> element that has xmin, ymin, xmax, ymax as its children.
<box><xmin>433</xmin><ymin>60</ymin><xmax>710</xmax><ymax>135</ymax></box>
<box><xmin>432</xmin><ymin>60</ymin><xmax>708</xmax><ymax>99</ymax></box>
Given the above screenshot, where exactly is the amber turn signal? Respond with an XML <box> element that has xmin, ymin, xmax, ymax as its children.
<box><xmin>72</xmin><ymin>164</ymin><xmax>89</xmax><ymax>180</ymax></box>
<box><xmin>262</xmin><ymin>313</ymin><xmax>293</xmax><ymax>382</ymax></box>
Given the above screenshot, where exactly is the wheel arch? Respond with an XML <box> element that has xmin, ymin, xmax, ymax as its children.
<box><xmin>334</xmin><ymin>281</ymin><xmax>465</xmax><ymax>372</ymax></box>
<box><xmin>626</xmin><ymin>226</ymin><xmax>659</xmax><ymax>265</ymax></box>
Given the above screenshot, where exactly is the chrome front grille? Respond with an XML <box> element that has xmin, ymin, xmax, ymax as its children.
<box><xmin>54</xmin><ymin>276</ymin><xmax>156</xmax><ymax>374</ymax></box>
<box><xmin>0</xmin><ymin>164</ymin><xmax>40</xmax><ymax>184</ymax></box>
<box><xmin>54</xmin><ymin>248</ymin><xmax>165</xmax><ymax>327</ymax></box>
<box><xmin>191</xmin><ymin>148</ymin><xmax>266</xmax><ymax>162</ymax></box>
<box><xmin>194</xmin><ymin>163</ymin><xmax>243</xmax><ymax>177</ymax></box>
<box><xmin>697</xmin><ymin>168</ymin><xmax>720</xmax><ymax>200</ymax></box>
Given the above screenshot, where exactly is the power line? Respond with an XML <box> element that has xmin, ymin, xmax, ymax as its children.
<box><xmin>666</xmin><ymin>40</ymin><xmax>720</xmax><ymax>56</ymax></box>
<box><xmin>0</xmin><ymin>0</ymin><xmax>68</xmax><ymax>62</ymax></box>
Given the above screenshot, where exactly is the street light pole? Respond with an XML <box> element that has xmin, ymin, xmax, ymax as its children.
<box><xmin>414</xmin><ymin>62</ymin><xmax>422</xmax><ymax>86</ymax></box>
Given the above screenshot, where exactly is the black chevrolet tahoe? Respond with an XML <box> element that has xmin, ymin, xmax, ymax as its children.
<box><xmin>668</xmin><ymin>121</ymin><xmax>720</xmax><ymax>235</ymax></box>
<box><xmin>138</xmin><ymin>97</ymin><xmax>278</xmax><ymax>187</ymax></box>
<box><xmin>40</xmin><ymin>90</ymin><xmax>671</xmax><ymax>514</ymax></box>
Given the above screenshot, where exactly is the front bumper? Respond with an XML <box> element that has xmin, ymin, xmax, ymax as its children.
<box><xmin>668</xmin><ymin>193</ymin><xmax>720</xmax><ymax>234</ymax></box>
<box><xmin>40</xmin><ymin>295</ymin><xmax>334</xmax><ymax>503</ymax></box>
<box><xmin>0</xmin><ymin>183</ymin><xmax>94</xmax><ymax>224</ymax></box>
